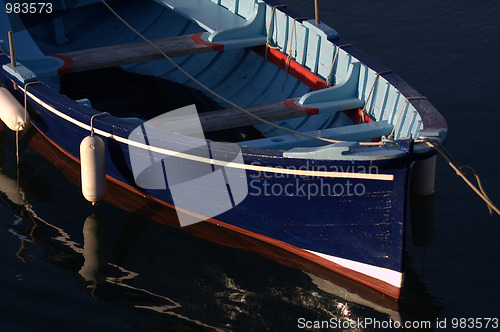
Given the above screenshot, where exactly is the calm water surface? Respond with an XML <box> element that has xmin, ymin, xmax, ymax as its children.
<box><xmin>1</xmin><ymin>1</ymin><xmax>499</xmax><ymax>330</ymax></box>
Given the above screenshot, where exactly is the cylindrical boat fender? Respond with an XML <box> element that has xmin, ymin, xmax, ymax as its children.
<box><xmin>410</xmin><ymin>155</ymin><xmax>437</xmax><ymax>196</ymax></box>
<box><xmin>0</xmin><ymin>87</ymin><xmax>29</xmax><ymax>131</ymax></box>
<box><xmin>80</xmin><ymin>135</ymin><xmax>106</xmax><ymax>204</ymax></box>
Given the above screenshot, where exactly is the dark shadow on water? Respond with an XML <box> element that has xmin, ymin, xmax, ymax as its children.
<box><xmin>398</xmin><ymin>192</ymin><xmax>442</xmax><ymax>329</ymax></box>
<box><xmin>409</xmin><ymin>193</ymin><xmax>435</xmax><ymax>247</ymax></box>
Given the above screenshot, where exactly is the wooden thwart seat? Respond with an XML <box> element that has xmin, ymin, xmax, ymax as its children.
<box><xmin>51</xmin><ymin>33</ymin><xmax>223</xmax><ymax>75</ymax></box>
<box><xmin>51</xmin><ymin>1</ymin><xmax>266</xmax><ymax>74</ymax></box>
<box><xmin>146</xmin><ymin>99</ymin><xmax>319</xmax><ymax>135</ymax></box>
<box><xmin>198</xmin><ymin>99</ymin><xmax>318</xmax><ymax>132</ymax></box>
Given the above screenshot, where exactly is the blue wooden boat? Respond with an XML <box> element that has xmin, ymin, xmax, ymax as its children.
<box><xmin>0</xmin><ymin>0</ymin><xmax>447</xmax><ymax>299</ymax></box>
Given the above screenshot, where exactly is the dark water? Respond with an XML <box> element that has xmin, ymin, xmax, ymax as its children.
<box><xmin>287</xmin><ymin>0</ymin><xmax>500</xmax><ymax>319</ymax></box>
<box><xmin>1</xmin><ymin>1</ymin><xmax>500</xmax><ymax>330</ymax></box>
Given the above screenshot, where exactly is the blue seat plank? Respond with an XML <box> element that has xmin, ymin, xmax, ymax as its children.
<box><xmin>240</xmin><ymin>120</ymin><xmax>393</xmax><ymax>150</ymax></box>
<box><xmin>153</xmin><ymin>0</ymin><xmax>248</xmax><ymax>33</ymax></box>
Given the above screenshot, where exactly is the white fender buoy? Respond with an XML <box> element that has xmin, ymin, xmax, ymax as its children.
<box><xmin>0</xmin><ymin>87</ymin><xmax>29</xmax><ymax>131</ymax></box>
<box><xmin>80</xmin><ymin>135</ymin><xmax>106</xmax><ymax>204</ymax></box>
<box><xmin>410</xmin><ymin>155</ymin><xmax>437</xmax><ymax>196</ymax></box>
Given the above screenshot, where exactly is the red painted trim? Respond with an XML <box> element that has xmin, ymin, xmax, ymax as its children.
<box><xmin>343</xmin><ymin>107</ymin><xmax>374</xmax><ymax>124</ymax></box>
<box><xmin>191</xmin><ymin>32</ymin><xmax>224</xmax><ymax>52</ymax></box>
<box><xmin>30</xmin><ymin>126</ymin><xmax>400</xmax><ymax>299</ymax></box>
<box><xmin>253</xmin><ymin>47</ymin><xmax>383</xmax><ymax>135</ymax></box>
<box><xmin>284</xmin><ymin>98</ymin><xmax>319</xmax><ymax>116</ymax></box>
<box><xmin>202</xmin><ymin>218</ymin><xmax>401</xmax><ymax>299</ymax></box>
<box><xmin>49</xmin><ymin>54</ymin><xmax>74</xmax><ymax>75</ymax></box>
<box><xmin>252</xmin><ymin>46</ymin><xmax>327</xmax><ymax>91</ymax></box>
<box><xmin>343</xmin><ymin>108</ymin><xmax>384</xmax><ymax>141</ymax></box>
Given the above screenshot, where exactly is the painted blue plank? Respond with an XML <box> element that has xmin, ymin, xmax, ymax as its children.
<box><xmin>298</xmin><ymin>62</ymin><xmax>361</xmax><ymax>106</ymax></box>
<box><xmin>220</xmin><ymin>0</ymin><xmax>236</xmax><ymax>13</ymax></box>
<box><xmin>394</xmin><ymin>102</ymin><xmax>409</xmax><ymax>139</ymax></box>
<box><xmin>388</xmin><ymin>92</ymin><xmax>404</xmax><ymax>125</ymax></box>
<box><xmin>380</xmin><ymin>86</ymin><xmax>399</xmax><ymax>122</ymax></box>
<box><xmin>241</xmin><ymin>121</ymin><xmax>394</xmax><ymax>150</ymax></box>
<box><xmin>399</xmin><ymin>107</ymin><xmax>417</xmax><ymax>139</ymax></box>
<box><xmin>317</xmin><ymin>37</ymin><xmax>335</xmax><ymax>81</ymax></box>
<box><xmin>153</xmin><ymin>0</ymin><xmax>247</xmax><ymax>33</ymax></box>
<box><xmin>275</xmin><ymin>10</ymin><xmax>289</xmax><ymax>53</ymax></box>
<box><xmin>237</xmin><ymin>0</ymin><xmax>255</xmax><ymax>19</ymax></box>
<box><xmin>185</xmin><ymin>49</ymin><xmax>248</xmax><ymax>91</ymax></box>
<box><xmin>372</xmin><ymin>81</ymin><xmax>391</xmax><ymax>121</ymax></box>
<box><xmin>360</xmin><ymin>69</ymin><xmax>379</xmax><ymax>117</ymax></box>
<box><xmin>375</xmin><ymin>81</ymin><xmax>390</xmax><ymax>122</ymax></box>
<box><xmin>215</xmin><ymin>51</ymin><xmax>266</xmax><ymax>103</ymax></box>
<box><xmin>207</xmin><ymin>2</ymin><xmax>266</xmax><ymax>47</ymax></box>
<box><xmin>243</xmin><ymin>64</ymin><xmax>282</xmax><ymax>105</ymax></box>
<box><xmin>292</xmin><ymin>23</ymin><xmax>308</xmax><ymax>66</ymax></box>
<box><xmin>304</xmin><ymin>30</ymin><xmax>320</xmax><ymax>74</ymax></box>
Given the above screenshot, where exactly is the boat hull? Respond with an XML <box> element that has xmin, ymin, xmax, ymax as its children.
<box><xmin>24</xmin><ymin>127</ymin><xmax>402</xmax><ymax>309</ymax></box>
<box><xmin>0</xmin><ymin>0</ymin><xmax>446</xmax><ymax>299</ymax></box>
<box><xmin>25</xmin><ymin>122</ymin><xmax>409</xmax><ymax>300</ymax></box>
<box><xmin>0</xmin><ymin>62</ymin><xmax>410</xmax><ymax>298</ymax></box>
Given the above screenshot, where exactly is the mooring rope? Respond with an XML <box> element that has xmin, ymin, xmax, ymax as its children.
<box><xmin>99</xmin><ymin>0</ymin><xmax>383</xmax><ymax>146</ymax></box>
<box><xmin>388</xmin><ymin>96</ymin><xmax>427</xmax><ymax>139</ymax></box>
<box><xmin>90</xmin><ymin>112</ymin><xmax>110</xmax><ymax>136</ymax></box>
<box><xmin>416</xmin><ymin>137</ymin><xmax>500</xmax><ymax>216</ymax></box>
<box><xmin>324</xmin><ymin>44</ymin><xmax>351</xmax><ymax>89</ymax></box>
<box><xmin>359</xmin><ymin>70</ymin><xmax>392</xmax><ymax>123</ymax></box>
<box><xmin>16</xmin><ymin>81</ymin><xmax>41</xmax><ymax>164</ymax></box>
<box><xmin>265</xmin><ymin>4</ymin><xmax>287</xmax><ymax>59</ymax></box>
<box><xmin>282</xmin><ymin>16</ymin><xmax>307</xmax><ymax>92</ymax></box>
<box><xmin>23</xmin><ymin>81</ymin><xmax>41</xmax><ymax>127</ymax></box>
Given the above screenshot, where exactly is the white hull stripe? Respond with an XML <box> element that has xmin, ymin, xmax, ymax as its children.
<box><xmin>21</xmin><ymin>87</ymin><xmax>394</xmax><ymax>181</ymax></box>
<box><xmin>306</xmin><ymin>249</ymin><xmax>403</xmax><ymax>288</ymax></box>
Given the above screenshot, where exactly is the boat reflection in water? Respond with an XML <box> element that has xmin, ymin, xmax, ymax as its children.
<box><xmin>0</xmin><ymin>127</ymin><xmax>441</xmax><ymax>329</ymax></box>
<box><xmin>79</xmin><ymin>214</ymin><xmax>107</xmax><ymax>290</ymax></box>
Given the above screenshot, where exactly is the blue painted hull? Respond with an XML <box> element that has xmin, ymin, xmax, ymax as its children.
<box><xmin>0</xmin><ymin>58</ymin><xmax>408</xmax><ymax>298</ymax></box>
<box><xmin>219</xmin><ymin>158</ymin><xmax>409</xmax><ymax>273</ymax></box>
<box><xmin>0</xmin><ymin>0</ymin><xmax>448</xmax><ymax>298</ymax></box>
